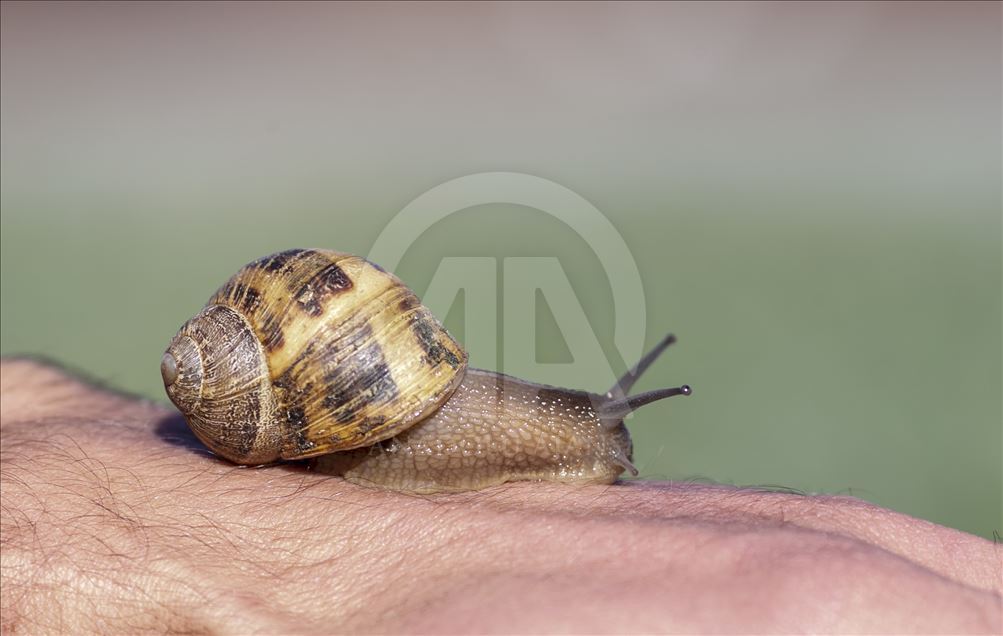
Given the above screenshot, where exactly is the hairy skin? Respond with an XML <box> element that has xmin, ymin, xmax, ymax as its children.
<box><xmin>1</xmin><ymin>359</ymin><xmax>1000</xmax><ymax>634</ymax></box>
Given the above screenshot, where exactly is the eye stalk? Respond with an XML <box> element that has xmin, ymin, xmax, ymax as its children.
<box><xmin>598</xmin><ymin>333</ymin><xmax>692</xmax><ymax>429</ymax></box>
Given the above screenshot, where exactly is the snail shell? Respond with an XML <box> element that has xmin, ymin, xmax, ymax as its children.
<box><xmin>161</xmin><ymin>248</ymin><xmax>467</xmax><ymax>465</ymax></box>
<box><xmin>162</xmin><ymin>248</ymin><xmax>691</xmax><ymax>492</ymax></box>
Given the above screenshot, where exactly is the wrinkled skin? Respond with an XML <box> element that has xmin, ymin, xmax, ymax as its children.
<box><xmin>1</xmin><ymin>358</ymin><xmax>1000</xmax><ymax>634</ymax></box>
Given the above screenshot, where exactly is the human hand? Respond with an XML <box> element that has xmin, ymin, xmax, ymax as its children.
<box><xmin>1</xmin><ymin>358</ymin><xmax>999</xmax><ymax>634</ymax></box>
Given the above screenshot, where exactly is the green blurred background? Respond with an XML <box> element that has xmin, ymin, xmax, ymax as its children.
<box><xmin>2</xmin><ymin>2</ymin><xmax>1000</xmax><ymax>539</ymax></box>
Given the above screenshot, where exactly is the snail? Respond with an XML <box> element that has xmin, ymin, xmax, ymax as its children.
<box><xmin>161</xmin><ymin>248</ymin><xmax>691</xmax><ymax>493</ymax></box>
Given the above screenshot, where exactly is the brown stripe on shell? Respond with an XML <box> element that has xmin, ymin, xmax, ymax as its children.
<box><xmin>249</xmin><ymin>248</ymin><xmax>316</xmax><ymax>273</ymax></box>
<box><xmin>272</xmin><ymin>304</ymin><xmax>373</xmax><ymax>388</ymax></box>
<box><xmin>294</xmin><ymin>263</ymin><xmax>354</xmax><ymax>316</ymax></box>
<box><xmin>397</xmin><ymin>294</ymin><xmax>420</xmax><ymax>313</ymax></box>
<box><xmin>287</xmin><ymin>404</ymin><xmax>316</xmax><ymax>454</ymax></box>
<box><xmin>409</xmin><ymin>312</ymin><xmax>462</xmax><ymax>369</ymax></box>
<box><xmin>217</xmin><ymin>281</ymin><xmax>262</xmax><ymax>313</ymax></box>
<box><xmin>321</xmin><ymin>326</ymin><xmax>400</xmax><ymax>424</ymax></box>
<box><xmin>270</xmin><ymin>307</ymin><xmax>409</xmax><ymax>454</ymax></box>
<box><xmin>271</xmin><ymin>372</ymin><xmax>317</xmax><ymax>454</ymax></box>
<box><xmin>214</xmin><ymin>279</ymin><xmax>286</xmax><ymax>352</ymax></box>
<box><xmin>260</xmin><ymin>320</ymin><xmax>285</xmax><ymax>352</ymax></box>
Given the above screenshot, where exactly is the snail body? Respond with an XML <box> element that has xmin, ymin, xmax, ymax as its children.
<box><xmin>162</xmin><ymin>248</ymin><xmax>690</xmax><ymax>493</ymax></box>
<box><xmin>314</xmin><ymin>368</ymin><xmax>633</xmax><ymax>492</ymax></box>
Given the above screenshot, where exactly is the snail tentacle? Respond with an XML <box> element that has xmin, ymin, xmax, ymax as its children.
<box><xmin>606</xmin><ymin>332</ymin><xmax>678</xmax><ymax>399</ymax></box>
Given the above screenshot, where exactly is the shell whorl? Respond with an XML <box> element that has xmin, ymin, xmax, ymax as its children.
<box><xmin>162</xmin><ymin>304</ymin><xmax>279</xmax><ymax>463</ymax></box>
<box><xmin>163</xmin><ymin>248</ymin><xmax>468</xmax><ymax>464</ymax></box>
